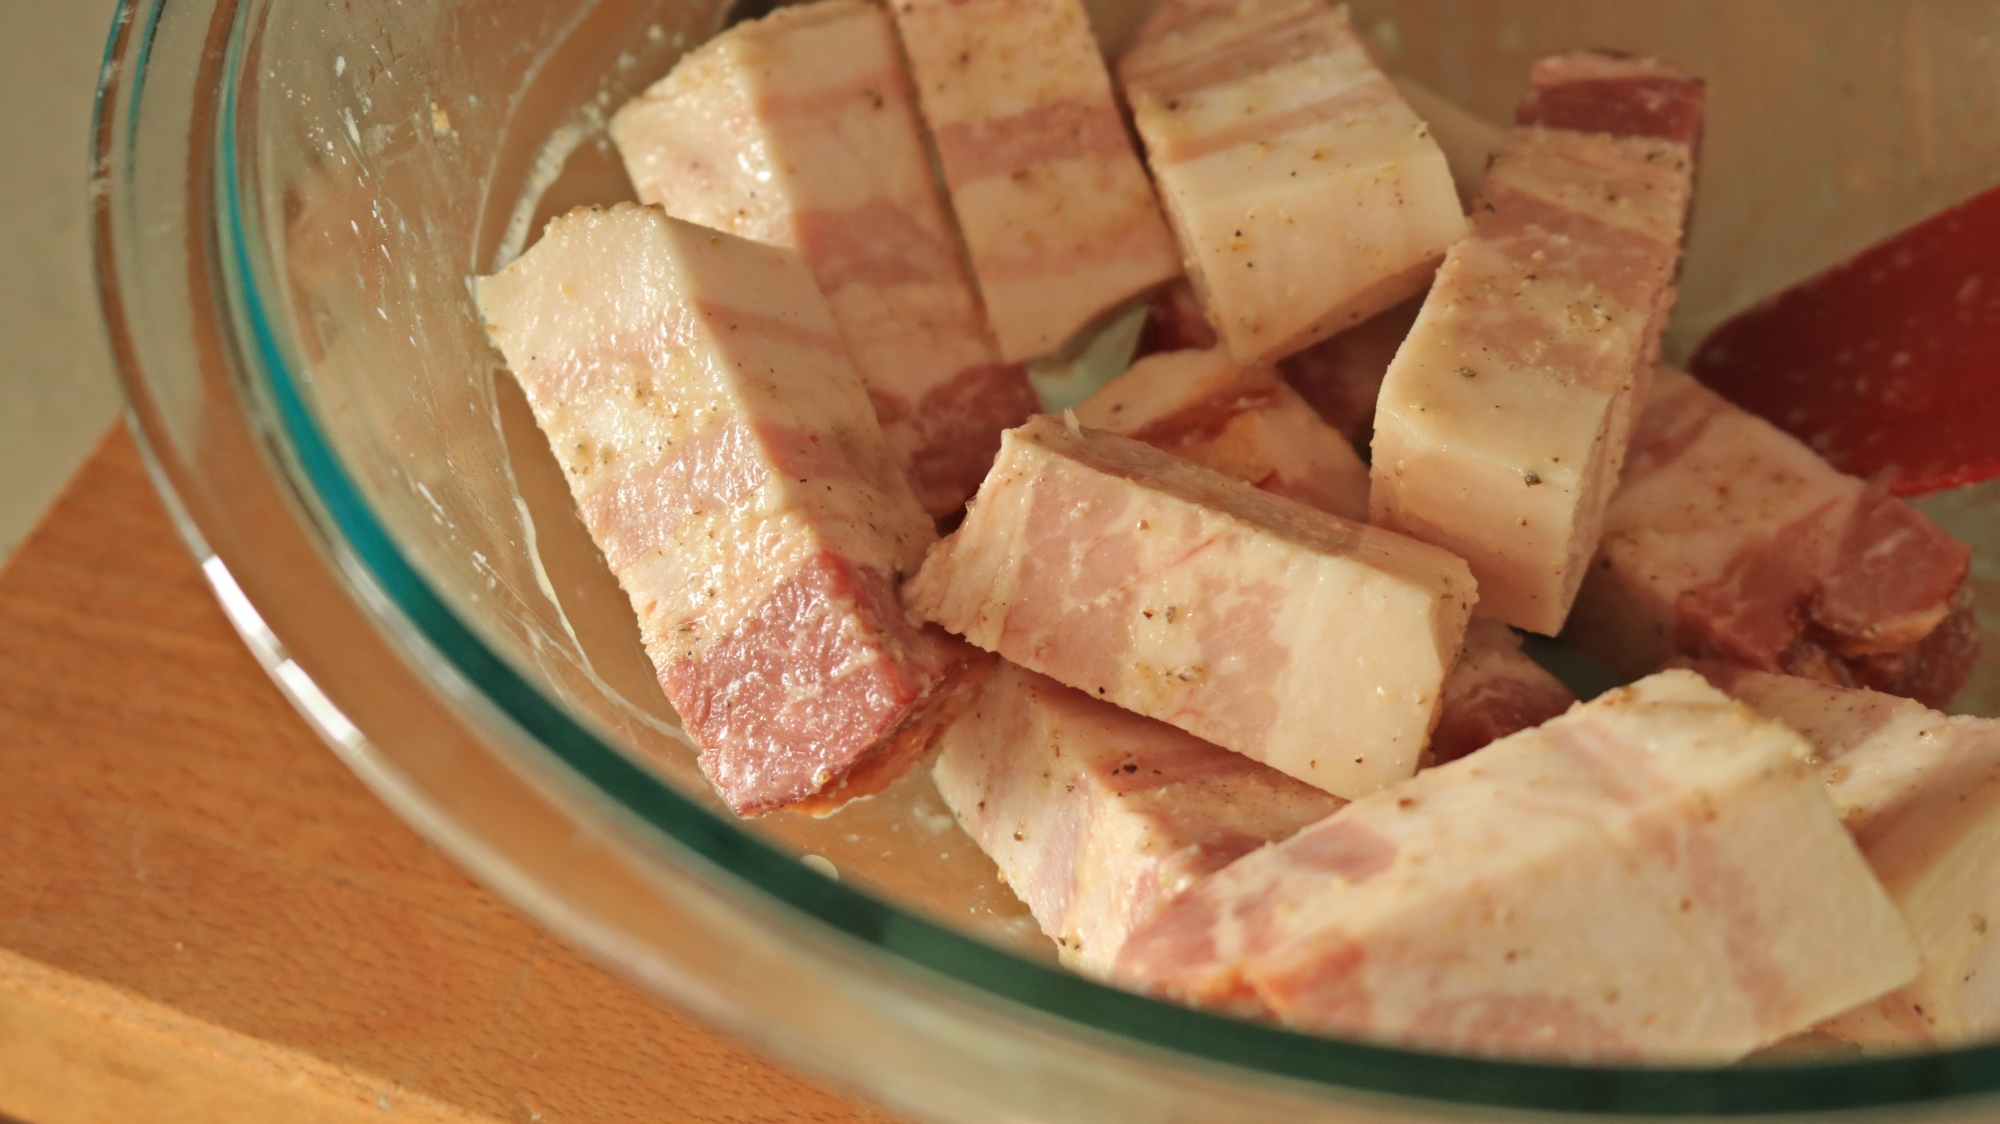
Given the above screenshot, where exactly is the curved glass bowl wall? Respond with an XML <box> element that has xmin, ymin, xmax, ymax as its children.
<box><xmin>94</xmin><ymin>0</ymin><xmax>2000</xmax><ymax>1119</ymax></box>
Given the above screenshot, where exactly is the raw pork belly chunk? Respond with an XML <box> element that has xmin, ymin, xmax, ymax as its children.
<box><xmin>1429</xmin><ymin>618</ymin><xmax>1575</xmax><ymax>765</ymax></box>
<box><xmin>1686</xmin><ymin>662</ymin><xmax>2000</xmax><ymax>1047</ymax></box>
<box><xmin>1371</xmin><ymin>51</ymin><xmax>1702</xmax><ymax>636</ymax></box>
<box><xmin>611</xmin><ymin>0</ymin><xmax>1036</xmax><ymax>517</ymax></box>
<box><xmin>1276</xmin><ymin>85</ymin><xmax>1497</xmax><ymax>440</ymax></box>
<box><xmin>1075</xmin><ymin>348</ymin><xmax>1370</xmax><ymax>521</ymax></box>
<box><xmin>1569</xmin><ymin>366</ymin><xmax>1975</xmax><ymax>708</ymax></box>
<box><xmin>1074</xmin><ymin>354</ymin><xmax>1565</xmax><ymax>763</ymax></box>
<box><xmin>1114</xmin><ymin>670</ymin><xmax>1918</xmax><ymax>1061</ymax></box>
<box><xmin>893</xmin><ymin>0</ymin><xmax>1182</xmax><ymax>362</ymax></box>
<box><xmin>1119</xmin><ymin>0</ymin><xmax>1465</xmax><ymax>364</ymax></box>
<box><xmin>905</xmin><ymin>415</ymin><xmax>1475</xmax><ymax>799</ymax></box>
<box><xmin>933</xmin><ymin>662</ymin><xmax>1343</xmax><ymax>975</ymax></box>
<box><xmin>476</xmin><ymin>205</ymin><xmax>984</xmax><ymax>816</ymax></box>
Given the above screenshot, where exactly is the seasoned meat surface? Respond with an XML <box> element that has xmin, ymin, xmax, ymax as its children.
<box><xmin>477</xmin><ymin>204</ymin><xmax>986</xmax><ymax>815</ymax></box>
<box><xmin>612</xmin><ymin>0</ymin><xmax>1036</xmax><ymax>517</ymax></box>
<box><xmin>1115</xmin><ymin>670</ymin><xmax>1916</xmax><ymax>1061</ymax></box>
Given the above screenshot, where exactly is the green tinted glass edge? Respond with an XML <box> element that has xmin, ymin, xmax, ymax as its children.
<box><xmin>191</xmin><ymin>0</ymin><xmax>2000</xmax><ymax>1114</ymax></box>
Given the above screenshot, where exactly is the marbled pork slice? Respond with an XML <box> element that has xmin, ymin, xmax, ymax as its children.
<box><xmin>905</xmin><ymin>415</ymin><xmax>1475</xmax><ymax>799</ymax></box>
<box><xmin>476</xmin><ymin>204</ymin><xmax>985</xmax><ymax>816</ymax></box>
<box><xmin>933</xmin><ymin>662</ymin><xmax>1344</xmax><ymax>976</ymax></box>
<box><xmin>1076</xmin><ymin>354</ymin><xmax>1569</xmax><ymax>763</ymax></box>
<box><xmin>1370</xmin><ymin>51</ymin><xmax>1703</xmax><ymax>636</ymax></box>
<box><xmin>610</xmin><ymin>0</ymin><xmax>1036</xmax><ymax>518</ymax></box>
<box><xmin>892</xmin><ymin>0</ymin><xmax>1181</xmax><ymax>363</ymax></box>
<box><xmin>1075</xmin><ymin>348</ymin><xmax>1370</xmax><ymax>521</ymax></box>
<box><xmin>1682</xmin><ymin>661</ymin><xmax>2000</xmax><ymax>1047</ymax></box>
<box><xmin>1114</xmin><ymin>670</ymin><xmax>1918</xmax><ymax>1062</ymax></box>
<box><xmin>1568</xmin><ymin>367</ymin><xmax>1975</xmax><ymax>708</ymax></box>
<box><xmin>1119</xmin><ymin>0</ymin><xmax>1465</xmax><ymax>364</ymax></box>
<box><xmin>1428</xmin><ymin>618</ymin><xmax>1576</xmax><ymax>765</ymax></box>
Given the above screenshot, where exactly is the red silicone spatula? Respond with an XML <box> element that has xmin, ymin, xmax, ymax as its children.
<box><xmin>1689</xmin><ymin>183</ymin><xmax>2000</xmax><ymax>496</ymax></box>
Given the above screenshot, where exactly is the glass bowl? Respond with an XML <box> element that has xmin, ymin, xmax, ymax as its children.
<box><xmin>91</xmin><ymin>0</ymin><xmax>2000</xmax><ymax>1119</ymax></box>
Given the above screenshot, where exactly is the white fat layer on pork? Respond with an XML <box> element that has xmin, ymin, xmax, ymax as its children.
<box><xmin>475</xmin><ymin>204</ymin><xmax>946</xmax><ymax>811</ymax></box>
<box><xmin>1120</xmin><ymin>0</ymin><xmax>1465</xmax><ymax>364</ymax></box>
<box><xmin>1691</xmin><ymin>664</ymin><xmax>2000</xmax><ymax>1048</ymax></box>
<box><xmin>1371</xmin><ymin>122</ymin><xmax>1695</xmax><ymax>635</ymax></box>
<box><xmin>931</xmin><ymin>662</ymin><xmax>1343</xmax><ymax>976</ymax></box>
<box><xmin>906</xmin><ymin>416</ymin><xmax>1474</xmax><ymax>799</ymax></box>
<box><xmin>1114</xmin><ymin>670</ymin><xmax>1918</xmax><ymax>1062</ymax></box>
<box><xmin>894</xmin><ymin>0</ymin><xmax>1181</xmax><ymax>362</ymax></box>
<box><xmin>611</xmin><ymin>0</ymin><xmax>1017</xmax><ymax>515</ymax></box>
<box><xmin>476</xmin><ymin>205</ymin><xmax>932</xmax><ymax>654</ymax></box>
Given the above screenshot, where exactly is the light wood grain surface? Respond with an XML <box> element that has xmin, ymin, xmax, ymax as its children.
<box><xmin>0</xmin><ymin>426</ymin><xmax>892</xmax><ymax>1124</ymax></box>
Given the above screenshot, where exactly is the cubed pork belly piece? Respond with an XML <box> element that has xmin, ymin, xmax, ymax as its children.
<box><xmin>610</xmin><ymin>0</ymin><xmax>1036</xmax><ymax>518</ymax></box>
<box><xmin>1682</xmin><ymin>661</ymin><xmax>2000</xmax><ymax>1047</ymax></box>
<box><xmin>476</xmin><ymin>205</ymin><xmax>986</xmax><ymax>816</ymax></box>
<box><xmin>892</xmin><ymin>0</ymin><xmax>1181</xmax><ymax>363</ymax></box>
<box><xmin>1568</xmin><ymin>367</ymin><xmax>1975</xmax><ymax>708</ymax></box>
<box><xmin>1075</xmin><ymin>348</ymin><xmax>1369</xmax><ymax>521</ymax></box>
<box><xmin>1074</xmin><ymin>353</ymin><xmax>1565</xmax><ymax>761</ymax></box>
<box><xmin>1370</xmin><ymin>52</ymin><xmax>1703</xmax><ymax>636</ymax></box>
<box><xmin>933</xmin><ymin>661</ymin><xmax>1343</xmax><ymax>975</ymax></box>
<box><xmin>1114</xmin><ymin>670</ymin><xmax>1918</xmax><ymax>1061</ymax></box>
<box><xmin>1132</xmin><ymin>74</ymin><xmax>1509</xmax><ymax>444</ymax></box>
<box><xmin>905</xmin><ymin>415</ymin><xmax>1475</xmax><ymax>799</ymax></box>
<box><xmin>1429</xmin><ymin>618</ymin><xmax>1576</xmax><ymax>765</ymax></box>
<box><xmin>1119</xmin><ymin>0</ymin><xmax>1465</xmax><ymax>364</ymax></box>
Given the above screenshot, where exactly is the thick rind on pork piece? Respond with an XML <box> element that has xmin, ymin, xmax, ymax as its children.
<box><xmin>1113</xmin><ymin>670</ymin><xmax>1918</xmax><ymax>1062</ymax></box>
<box><xmin>1370</xmin><ymin>51</ymin><xmax>1702</xmax><ymax>636</ymax></box>
<box><xmin>1679</xmin><ymin>661</ymin><xmax>2000</xmax><ymax>1048</ymax></box>
<box><xmin>610</xmin><ymin>0</ymin><xmax>1036</xmax><ymax>518</ymax></box>
<box><xmin>475</xmin><ymin>204</ymin><xmax>985</xmax><ymax>816</ymax></box>
<box><xmin>932</xmin><ymin>661</ymin><xmax>1343</xmax><ymax>976</ymax></box>
<box><xmin>892</xmin><ymin>0</ymin><xmax>1182</xmax><ymax>363</ymax></box>
<box><xmin>1075</xmin><ymin>348</ymin><xmax>1370</xmax><ymax>522</ymax></box>
<box><xmin>1429</xmin><ymin>618</ymin><xmax>1576</xmax><ymax>765</ymax></box>
<box><xmin>1568</xmin><ymin>367</ymin><xmax>1975</xmax><ymax>708</ymax></box>
<box><xmin>904</xmin><ymin>415</ymin><xmax>1476</xmax><ymax>800</ymax></box>
<box><xmin>1118</xmin><ymin>0</ymin><xmax>1466</xmax><ymax>364</ymax></box>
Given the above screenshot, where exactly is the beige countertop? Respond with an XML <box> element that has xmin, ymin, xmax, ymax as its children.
<box><xmin>0</xmin><ymin>1</ymin><xmax>123</xmax><ymax>564</ymax></box>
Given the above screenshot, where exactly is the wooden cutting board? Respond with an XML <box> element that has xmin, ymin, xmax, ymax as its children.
<box><xmin>0</xmin><ymin>426</ymin><xmax>892</xmax><ymax>1124</ymax></box>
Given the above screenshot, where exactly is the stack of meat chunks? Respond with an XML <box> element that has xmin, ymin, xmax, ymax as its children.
<box><xmin>476</xmin><ymin>0</ymin><xmax>1988</xmax><ymax>1062</ymax></box>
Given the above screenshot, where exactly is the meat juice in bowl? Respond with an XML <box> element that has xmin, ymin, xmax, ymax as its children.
<box><xmin>103</xmin><ymin>0</ymin><xmax>2000</xmax><ymax>1117</ymax></box>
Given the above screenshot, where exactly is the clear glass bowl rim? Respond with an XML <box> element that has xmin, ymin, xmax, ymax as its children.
<box><xmin>93</xmin><ymin>0</ymin><xmax>2000</xmax><ymax>1114</ymax></box>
